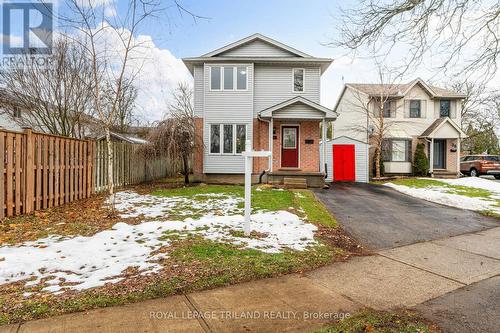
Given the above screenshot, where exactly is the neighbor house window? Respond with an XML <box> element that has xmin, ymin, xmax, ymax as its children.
<box><xmin>410</xmin><ymin>100</ymin><xmax>421</xmax><ymax>118</ymax></box>
<box><xmin>382</xmin><ymin>139</ymin><xmax>411</xmax><ymax>162</ymax></box>
<box><xmin>440</xmin><ymin>100</ymin><xmax>451</xmax><ymax>117</ymax></box>
<box><xmin>210</xmin><ymin>66</ymin><xmax>221</xmax><ymax>90</ymax></box>
<box><xmin>210</xmin><ymin>124</ymin><xmax>247</xmax><ymax>154</ymax></box>
<box><xmin>383</xmin><ymin>101</ymin><xmax>392</xmax><ymax>117</ymax></box>
<box><xmin>391</xmin><ymin>140</ymin><xmax>406</xmax><ymax>162</ymax></box>
<box><xmin>293</xmin><ymin>68</ymin><xmax>304</xmax><ymax>92</ymax></box>
<box><xmin>13</xmin><ymin>107</ymin><xmax>21</xmax><ymax>118</ymax></box>
<box><xmin>210</xmin><ymin>66</ymin><xmax>247</xmax><ymax>91</ymax></box>
<box><xmin>210</xmin><ymin>124</ymin><xmax>221</xmax><ymax>153</ymax></box>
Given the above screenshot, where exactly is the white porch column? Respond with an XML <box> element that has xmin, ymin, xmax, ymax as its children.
<box><xmin>429</xmin><ymin>138</ymin><xmax>434</xmax><ymax>176</ymax></box>
<box><xmin>269</xmin><ymin>117</ymin><xmax>273</xmax><ymax>172</ymax></box>
<box><xmin>456</xmin><ymin>137</ymin><xmax>461</xmax><ymax>176</ymax></box>
<box><xmin>322</xmin><ymin>118</ymin><xmax>327</xmax><ymax>173</ymax></box>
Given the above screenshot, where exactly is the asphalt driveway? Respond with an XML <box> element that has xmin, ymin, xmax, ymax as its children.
<box><xmin>313</xmin><ymin>183</ymin><xmax>499</xmax><ymax>250</ymax></box>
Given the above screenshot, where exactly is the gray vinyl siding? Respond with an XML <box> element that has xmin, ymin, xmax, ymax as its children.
<box><xmin>203</xmin><ymin>63</ymin><xmax>254</xmax><ymax>174</ymax></box>
<box><xmin>193</xmin><ymin>65</ymin><xmax>204</xmax><ymax>117</ymax></box>
<box><xmin>321</xmin><ymin>136</ymin><xmax>369</xmax><ymax>183</ymax></box>
<box><xmin>254</xmin><ymin>64</ymin><xmax>320</xmax><ymax>116</ymax></box>
<box><xmin>273</xmin><ymin>104</ymin><xmax>324</xmax><ymax>119</ymax></box>
<box><xmin>219</xmin><ymin>40</ymin><xmax>295</xmax><ymax>57</ymax></box>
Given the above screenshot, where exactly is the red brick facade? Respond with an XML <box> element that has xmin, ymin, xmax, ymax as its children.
<box><xmin>253</xmin><ymin>119</ymin><xmax>321</xmax><ymax>173</ymax></box>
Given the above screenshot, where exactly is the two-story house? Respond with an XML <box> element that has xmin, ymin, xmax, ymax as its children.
<box><xmin>333</xmin><ymin>78</ymin><xmax>467</xmax><ymax>177</ymax></box>
<box><xmin>182</xmin><ymin>34</ymin><xmax>337</xmax><ymax>187</ymax></box>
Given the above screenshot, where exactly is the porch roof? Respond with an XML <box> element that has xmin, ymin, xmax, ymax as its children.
<box><xmin>419</xmin><ymin>117</ymin><xmax>467</xmax><ymax>139</ymax></box>
<box><xmin>258</xmin><ymin>96</ymin><xmax>337</xmax><ymax>120</ymax></box>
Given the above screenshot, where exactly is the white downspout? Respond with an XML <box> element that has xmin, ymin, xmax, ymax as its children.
<box><xmin>429</xmin><ymin>137</ymin><xmax>434</xmax><ymax>177</ymax></box>
<box><xmin>322</xmin><ymin>118</ymin><xmax>327</xmax><ymax>173</ymax></box>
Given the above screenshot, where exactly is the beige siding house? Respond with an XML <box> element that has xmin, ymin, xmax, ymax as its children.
<box><xmin>183</xmin><ymin>34</ymin><xmax>337</xmax><ymax>187</ymax></box>
<box><xmin>333</xmin><ymin>78</ymin><xmax>467</xmax><ymax>177</ymax></box>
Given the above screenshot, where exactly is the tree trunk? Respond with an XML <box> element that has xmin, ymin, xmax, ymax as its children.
<box><xmin>105</xmin><ymin>127</ymin><xmax>115</xmax><ymax>212</ymax></box>
<box><xmin>375</xmin><ymin>147</ymin><xmax>381</xmax><ymax>178</ymax></box>
<box><xmin>182</xmin><ymin>154</ymin><xmax>189</xmax><ymax>184</ymax></box>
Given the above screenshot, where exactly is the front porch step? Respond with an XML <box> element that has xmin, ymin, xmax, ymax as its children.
<box><xmin>432</xmin><ymin>171</ymin><xmax>459</xmax><ymax>179</ymax></box>
<box><xmin>283</xmin><ymin>177</ymin><xmax>308</xmax><ymax>189</ymax></box>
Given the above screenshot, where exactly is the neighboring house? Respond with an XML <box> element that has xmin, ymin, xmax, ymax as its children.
<box><xmin>182</xmin><ymin>33</ymin><xmax>337</xmax><ymax>187</ymax></box>
<box><xmin>94</xmin><ymin>132</ymin><xmax>148</xmax><ymax>144</ymax></box>
<box><xmin>333</xmin><ymin>78</ymin><xmax>467</xmax><ymax>177</ymax></box>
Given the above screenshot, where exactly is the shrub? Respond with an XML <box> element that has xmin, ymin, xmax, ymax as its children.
<box><xmin>413</xmin><ymin>143</ymin><xmax>429</xmax><ymax>176</ymax></box>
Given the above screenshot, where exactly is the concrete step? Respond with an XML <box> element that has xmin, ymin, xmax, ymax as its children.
<box><xmin>283</xmin><ymin>177</ymin><xmax>308</xmax><ymax>189</ymax></box>
<box><xmin>433</xmin><ymin>171</ymin><xmax>458</xmax><ymax>179</ymax></box>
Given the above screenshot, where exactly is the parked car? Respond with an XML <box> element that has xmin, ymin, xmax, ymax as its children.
<box><xmin>460</xmin><ymin>155</ymin><xmax>500</xmax><ymax>178</ymax></box>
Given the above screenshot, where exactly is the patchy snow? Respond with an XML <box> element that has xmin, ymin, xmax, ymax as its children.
<box><xmin>0</xmin><ymin>192</ymin><xmax>318</xmax><ymax>295</ymax></box>
<box><xmin>112</xmin><ymin>191</ymin><xmax>243</xmax><ymax>218</ymax></box>
<box><xmin>435</xmin><ymin>177</ymin><xmax>500</xmax><ymax>198</ymax></box>
<box><xmin>385</xmin><ymin>180</ymin><xmax>500</xmax><ymax>214</ymax></box>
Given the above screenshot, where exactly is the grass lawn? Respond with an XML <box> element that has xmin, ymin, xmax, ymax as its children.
<box><xmin>0</xmin><ymin>183</ymin><xmax>358</xmax><ymax>325</ymax></box>
<box><xmin>313</xmin><ymin>309</ymin><xmax>441</xmax><ymax>333</ymax></box>
<box><xmin>383</xmin><ymin>178</ymin><xmax>500</xmax><ymax>218</ymax></box>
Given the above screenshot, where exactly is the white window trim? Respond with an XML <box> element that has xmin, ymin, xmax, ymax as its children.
<box><xmin>208</xmin><ymin>123</ymin><xmax>247</xmax><ymax>155</ymax></box>
<box><xmin>292</xmin><ymin>68</ymin><xmax>305</xmax><ymax>93</ymax></box>
<box><xmin>209</xmin><ymin>65</ymin><xmax>249</xmax><ymax>92</ymax></box>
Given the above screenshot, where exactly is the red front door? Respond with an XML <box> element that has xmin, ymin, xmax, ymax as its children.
<box><xmin>333</xmin><ymin>144</ymin><xmax>355</xmax><ymax>181</ymax></box>
<box><xmin>281</xmin><ymin>126</ymin><xmax>299</xmax><ymax>168</ymax></box>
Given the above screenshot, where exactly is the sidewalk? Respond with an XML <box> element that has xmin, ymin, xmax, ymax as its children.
<box><xmin>3</xmin><ymin>227</ymin><xmax>500</xmax><ymax>333</ymax></box>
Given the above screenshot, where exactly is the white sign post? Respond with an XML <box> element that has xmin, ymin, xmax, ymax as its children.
<box><xmin>242</xmin><ymin>140</ymin><xmax>270</xmax><ymax>236</ymax></box>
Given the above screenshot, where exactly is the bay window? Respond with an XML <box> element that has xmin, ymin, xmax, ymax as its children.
<box><xmin>209</xmin><ymin>124</ymin><xmax>247</xmax><ymax>154</ymax></box>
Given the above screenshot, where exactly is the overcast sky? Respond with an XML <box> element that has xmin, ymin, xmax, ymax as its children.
<box><xmin>2</xmin><ymin>0</ymin><xmax>498</xmax><ymax>123</ymax></box>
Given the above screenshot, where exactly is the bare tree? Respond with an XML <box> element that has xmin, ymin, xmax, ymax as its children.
<box><xmin>144</xmin><ymin>83</ymin><xmax>197</xmax><ymax>184</ymax></box>
<box><xmin>0</xmin><ymin>37</ymin><xmax>93</xmax><ymax>137</ymax></box>
<box><xmin>343</xmin><ymin>67</ymin><xmax>406</xmax><ymax>178</ymax></box>
<box><xmin>334</xmin><ymin>0</ymin><xmax>500</xmax><ymax>82</ymax></box>
<box><xmin>114</xmin><ymin>79</ymin><xmax>138</xmax><ymax>133</ymax></box>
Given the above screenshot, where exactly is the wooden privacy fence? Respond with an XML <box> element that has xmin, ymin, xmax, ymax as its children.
<box><xmin>1</xmin><ymin>129</ymin><xmax>179</xmax><ymax>218</ymax></box>
<box><xmin>93</xmin><ymin>140</ymin><xmax>178</xmax><ymax>193</ymax></box>
<box><xmin>0</xmin><ymin>128</ymin><xmax>93</xmax><ymax>218</ymax></box>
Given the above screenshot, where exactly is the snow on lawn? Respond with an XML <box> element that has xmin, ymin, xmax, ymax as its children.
<box><xmin>0</xmin><ymin>191</ymin><xmax>317</xmax><ymax>295</ymax></box>
<box><xmin>385</xmin><ymin>177</ymin><xmax>500</xmax><ymax>214</ymax></box>
<box><xmin>437</xmin><ymin>177</ymin><xmax>500</xmax><ymax>199</ymax></box>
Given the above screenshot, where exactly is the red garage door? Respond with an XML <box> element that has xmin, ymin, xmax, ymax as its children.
<box><xmin>333</xmin><ymin>144</ymin><xmax>355</xmax><ymax>181</ymax></box>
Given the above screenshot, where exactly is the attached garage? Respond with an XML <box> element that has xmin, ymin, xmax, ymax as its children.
<box><xmin>321</xmin><ymin>136</ymin><xmax>369</xmax><ymax>183</ymax></box>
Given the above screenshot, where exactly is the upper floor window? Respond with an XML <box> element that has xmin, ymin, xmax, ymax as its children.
<box><xmin>383</xmin><ymin>101</ymin><xmax>392</xmax><ymax>118</ymax></box>
<box><xmin>409</xmin><ymin>100</ymin><xmax>421</xmax><ymax>118</ymax></box>
<box><xmin>440</xmin><ymin>100</ymin><xmax>451</xmax><ymax>117</ymax></box>
<box><xmin>13</xmin><ymin>106</ymin><xmax>21</xmax><ymax>118</ymax></box>
<box><xmin>210</xmin><ymin>66</ymin><xmax>247</xmax><ymax>91</ymax></box>
<box><xmin>293</xmin><ymin>68</ymin><xmax>304</xmax><ymax>92</ymax></box>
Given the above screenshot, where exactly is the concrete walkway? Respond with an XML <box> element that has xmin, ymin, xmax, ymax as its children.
<box><xmin>2</xmin><ymin>227</ymin><xmax>500</xmax><ymax>333</ymax></box>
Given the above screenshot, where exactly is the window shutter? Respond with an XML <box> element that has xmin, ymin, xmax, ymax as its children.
<box><xmin>421</xmin><ymin>100</ymin><xmax>427</xmax><ymax>118</ymax></box>
<box><xmin>405</xmin><ymin>140</ymin><xmax>412</xmax><ymax>162</ymax></box>
<box><xmin>404</xmin><ymin>100</ymin><xmax>410</xmax><ymax>118</ymax></box>
<box><xmin>381</xmin><ymin>139</ymin><xmax>391</xmax><ymax>162</ymax></box>
<box><xmin>434</xmin><ymin>100</ymin><xmax>440</xmax><ymax>118</ymax></box>
<box><xmin>450</xmin><ymin>101</ymin><xmax>456</xmax><ymax>118</ymax></box>
<box><xmin>373</xmin><ymin>100</ymin><xmax>380</xmax><ymax>117</ymax></box>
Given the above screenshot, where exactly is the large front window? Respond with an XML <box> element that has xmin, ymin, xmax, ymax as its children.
<box><xmin>293</xmin><ymin>68</ymin><xmax>304</xmax><ymax>92</ymax></box>
<box><xmin>382</xmin><ymin>139</ymin><xmax>411</xmax><ymax>162</ymax></box>
<box><xmin>440</xmin><ymin>100</ymin><xmax>451</xmax><ymax>117</ymax></box>
<box><xmin>210</xmin><ymin>66</ymin><xmax>247</xmax><ymax>91</ymax></box>
<box><xmin>210</xmin><ymin>124</ymin><xmax>247</xmax><ymax>154</ymax></box>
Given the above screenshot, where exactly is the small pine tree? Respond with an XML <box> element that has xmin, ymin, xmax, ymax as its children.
<box><xmin>413</xmin><ymin>143</ymin><xmax>429</xmax><ymax>176</ymax></box>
